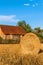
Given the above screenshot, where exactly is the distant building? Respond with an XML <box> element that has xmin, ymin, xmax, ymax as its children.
<box><xmin>0</xmin><ymin>25</ymin><xmax>26</xmax><ymax>41</ymax></box>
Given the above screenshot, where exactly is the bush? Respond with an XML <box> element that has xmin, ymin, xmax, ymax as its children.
<box><xmin>0</xmin><ymin>39</ymin><xmax>20</xmax><ymax>44</ymax></box>
<box><xmin>0</xmin><ymin>37</ymin><xmax>3</xmax><ymax>43</ymax></box>
<box><xmin>5</xmin><ymin>39</ymin><xmax>20</xmax><ymax>44</ymax></box>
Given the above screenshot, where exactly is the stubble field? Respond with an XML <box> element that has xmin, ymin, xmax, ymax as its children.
<box><xmin>0</xmin><ymin>43</ymin><xmax>42</xmax><ymax>65</ymax></box>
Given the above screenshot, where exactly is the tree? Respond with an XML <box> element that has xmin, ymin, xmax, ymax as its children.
<box><xmin>17</xmin><ymin>20</ymin><xmax>32</xmax><ymax>33</ymax></box>
<box><xmin>34</xmin><ymin>27</ymin><xmax>41</xmax><ymax>33</ymax></box>
<box><xmin>34</xmin><ymin>27</ymin><xmax>43</xmax><ymax>43</ymax></box>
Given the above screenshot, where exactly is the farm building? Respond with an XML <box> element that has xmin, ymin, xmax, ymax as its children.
<box><xmin>0</xmin><ymin>25</ymin><xmax>26</xmax><ymax>41</ymax></box>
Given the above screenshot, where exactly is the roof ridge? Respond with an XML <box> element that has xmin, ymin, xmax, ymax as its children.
<box><xmin>0</xmin><ymin>24</ymin><xmax>21</xmax><ymax>27</ymax></box>
<box><xmin>0</xmin><ymin>25</ymin><xmax>26</xmax><ymax>35</ymax></box>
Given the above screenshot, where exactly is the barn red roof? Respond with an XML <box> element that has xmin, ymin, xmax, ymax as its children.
<box><xmin>0</xmin><ymin>25</ymin><xmax>26</xmax><ymax>35</ymax></box>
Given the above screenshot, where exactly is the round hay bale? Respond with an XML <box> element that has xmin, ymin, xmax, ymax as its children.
<box><xmin>20</xmin><ymin>33</ymin><xmax>40</xmax><ymax>55</ymax></box>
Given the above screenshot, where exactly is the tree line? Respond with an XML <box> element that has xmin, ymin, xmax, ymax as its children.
<box><xmin>17</xmin><ymin>20</ymin><xmax>43</xmax><ymax>43</ymax></box>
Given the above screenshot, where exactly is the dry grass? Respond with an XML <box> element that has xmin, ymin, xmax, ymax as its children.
<box><xmin>0</xmin><ymin>51</ymin><xmax>43</xmax><ymax>65</ymax></box>
<box><xmin>0</xmin><ymin>33</ymin><xmax>43</xmax><ymax>65</ymax></box>
<box><xmin>0</xmin><ymin>43</ymin><xmax>42</xmax><ymax>65</ymax></box>
<box><xmin>0</xmin><ymin>50</ymin><xmax>21</xmax><ymax>65</ymax></box>
<box><xmin>0</xmin><ymin>44</ymin><xmax>21</xmax><ymax>54</ymax></box>
<box><xmin>36</xmin><ymin>53</ymin><xmax>43</xmax><ymax>65</ymax></box>
<box><xmin>0</xmin><ymin>44</ymin><xmax>21</xmax><ymax>65</ymax></box>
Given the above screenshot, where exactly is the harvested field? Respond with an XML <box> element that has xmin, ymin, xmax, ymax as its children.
<box><xmin>0</xmin><ymin>51</ymin><xmax>42</xmax><ymax>65</ymax></box>
<box><xmin>0</xmin><ymin>33</ymin><xmax>43</xmax><ymax>65</ymax></box>
<box><xmin>0</xmin><ymin>44</ymin><xmax>21</xmax><ymax>55</ymax></box>
<box><xmin>36</xmin><ymin>53</ymin><xmax>43</xmax><ymax>65</ymax></box>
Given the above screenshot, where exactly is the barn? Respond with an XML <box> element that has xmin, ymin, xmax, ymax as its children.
<box><xmin>0</xmin><ymin>25</ymin><xmax>26</xmax><ymax>43</ymax></box>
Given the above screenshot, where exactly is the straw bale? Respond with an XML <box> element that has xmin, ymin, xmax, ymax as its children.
<box><xmin>20</xmin><ymin>33</ymin><xmax>40</xmax><ymax>55</ymax></box>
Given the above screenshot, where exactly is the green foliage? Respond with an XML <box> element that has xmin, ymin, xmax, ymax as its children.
<box><xmin>34</xmin><ymin>27</ymin><xmax>41</xmax><ymax>33</ymax></box>
<box><xmin>0</xmin><ymin>37</ymin><xmax>3</xmax><ymax>43</ymax></box>
<box><xmin>34</xmin><ymin>27</ymin><xmax>43</xmax><ymax>43</ymax></box>
<box><xmin>3</xmin><ymin>39</ymin><xmax>20</xmax><ymax>44</ymax></box>
<box><xmin>17</xmin><ymin>20</ymin><xmax>43</xmax><ymax>42</ymax></box>
<box><xmin>17</xmin><ymin>20</ymin><xmax>32</xmax><ymax>33</ymax></box>
<box><xmin>0</xmin><ymin>39</ymin><xmax>20</xmax><ymax>44</ymax></box>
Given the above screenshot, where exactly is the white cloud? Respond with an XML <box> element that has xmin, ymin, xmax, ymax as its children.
<box><xmin>32</xmin><ymin>4</ymin><xmax>35</xmax><ymax>7</ymax></box>
<box><xmin>24</xmin><ymin>4</ymin><xmax>30</xmax><ymax>6</ymax></box>
<box><xmin>0</xmin><ymin>15</ymin><xmax>19</xmax><ymax>22</ymax></box>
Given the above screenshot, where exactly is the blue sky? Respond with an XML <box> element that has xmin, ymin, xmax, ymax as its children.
<box><xmin>0</xmin><ymin>0</ymin><xmax>43</xmax><ymax>28</ymax></box>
